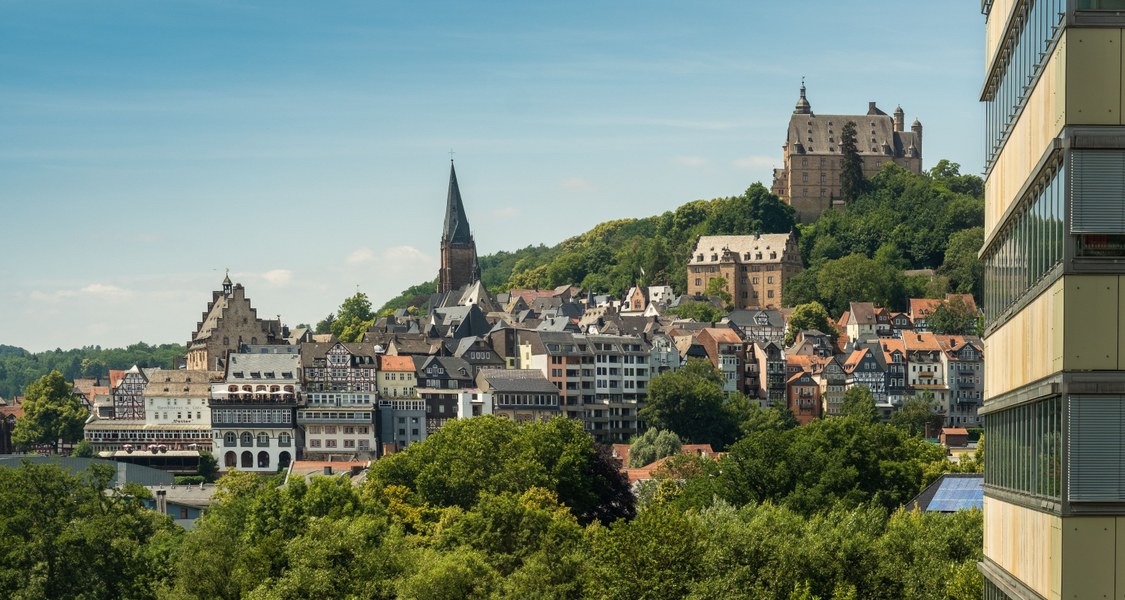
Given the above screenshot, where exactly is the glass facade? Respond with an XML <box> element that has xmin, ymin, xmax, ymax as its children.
<box><xmin>983</xmin><ymin>0</ymin><xmax>1066</xmax><ymax>169</ymax></box>
<box><xmin>982</xmin><ymin>160</ymin><xmax>1065</xmax><ymax>323</ymax></box>
<box><xmin>983</xmin><ymin>396</ymin><xmax>1062</xmax><ymax>500</ymax></box>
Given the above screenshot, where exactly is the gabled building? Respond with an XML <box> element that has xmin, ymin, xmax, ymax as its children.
<box><xmin>376</xmin><ymin>355</ymin><xmax>425</xmax><ymax>453</ymax></box>
<box><xmin>697</xmin><ymin>327</ymin><xmax>743</xmax><ymax>394</ymax></box>
<box><xmin>902</xmin><ymin>331</ymin><xmax>947</xmax><ymax>408</ymax></box>
<box><xmin>414</xmin><ymin>355</ymin><xmax>475</xmax><ymax>434</ymax></box>
<box><xmin>186</xmin><ymin>276</ymin><xmax>287</xmax><ymax>371</ymax></box>
<box><xmin>843</xmin><ymin>347</ymin><xmax>888</xmax><ymax>410</ymax></box>
<box><xmin>142</xmin><ymin>369</ymin><xmax>219</xmax><ymax>452</ymax></box>
<box><xmin>298</xmin><ymin>342</ymin><xmax>378</xmax><ymax>460</ymax></box>
<box><xmin>936</xmin><ymin>335</ymin><xmax>983</xmax><ymax>428</ymax></box>
<box><xmin>786</xmin><ymin>370</ymin><xmax>822</xmax><ymax>425</ymax></box>
<box><xmin>845</xmin><ymin>302</ymin><xmax>879</xmax><ymax>344</ymax></box>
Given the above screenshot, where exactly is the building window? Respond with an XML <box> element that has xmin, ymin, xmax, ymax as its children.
<box><xmin>984</xmin><ymin>396</ymin><xmax>1061</xmax><ymax>500</ymax></box>
<box><xmin>326</xmin><ymin>439</ymin><xmax>337</xmax><ymax>448</ymax></box>
<box><xmin>310</xmin><ymin>439</ymin><xmax>321</xmax><ymax>448</ymax></box>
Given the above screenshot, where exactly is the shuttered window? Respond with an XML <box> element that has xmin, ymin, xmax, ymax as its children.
<box><xmin>1069</xmin><ymin>395</ymin><xmax>1125</xmax><ymax>502</ymax></box>
<box><xmin>1070</xmin><ymin>150</ymin><xmax>1125</xmax><ymax>234</ymax></box>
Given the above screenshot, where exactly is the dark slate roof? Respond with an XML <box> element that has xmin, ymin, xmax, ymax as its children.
<box><xmin>442</xmin><ymin>162</ymin><xmax>473</xmax><ymax>245</ymax></box>
<box><xmin>478</xmin><ymin>369</ymin><xmax>560</xmax><ymax>394</ymax></box>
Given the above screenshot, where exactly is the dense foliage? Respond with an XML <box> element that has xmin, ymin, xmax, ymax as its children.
<box><xmin>0</xmin><ymin>410</ymin><xmax>981</xmax><ymax>599</ymax></box>
<box><xmin>0</xmin><ymin>343</ymin><xmax>183</xmax><ymax>401</ymax></box>
<box><xmin>12</xmin><ymin>371</ymin><xmax>88</xmax><ymax>453</ymax></box>
<box><xmin>788</xmin><ymin>161</ymin><xmax>985</xmax><ymax>315</ymax></box>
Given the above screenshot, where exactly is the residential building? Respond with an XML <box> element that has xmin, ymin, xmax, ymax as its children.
<box><xmin>770</xmin><ymin>83</ymin><xmax>923</xmax><ymax>222</ymax></box>
<box><xmin>298</xmin><ymin>342</ymin><xmax>378</xmax><ymax>460</ymax></box>
<box><xmin>438</xmin><ymin>161</ymin><xmax>480</xmax><ymax>294</ymax></box>
<box><xmin>475</xmin><ymin>369</ymin><xmax>561</xmax><ymax>423</ymax></box>
<box><xmin>842</xmin><ymin>347</ymin><xmax>888</xmax><ymax>412</ymax></box>
<box><xmin>976</xmin><ymin>2</ymin><xmax>1120</xmax><ymax>596</ymax></box>
<box><xmin>210</xmin><ymin>352</ymin><xmax>299</xmax><ymax>472</ymax></box>
<box><xmin>414</xmin><ymin>355</ymin><xmax>475</xmax><ymax>434</ymax></box>
<box><xmin>519</xmin><ymin>332</ymin><xmax>650</xmax><ymax>442</ymax></box>
<box><xmin>936</xmin><ymin>335</ymin><xmax>983</xmax><ymax>428</ymax></box>
<box><xmin>141</xmin><ymin>369</ymin><xmax>217</xmax><ymax>452</ymax></box>
<box><xmin>697</xmin><ymin>327</ymin><xmax>744</xmax><ymax>393</ymax></box>
<box><xmin>376</xmin><ymin>354</ymin><xmax>425</xmax><ymax>452</ymax></box>
<box><xmin>902</xmin><ymin>331</ymin><xmax>947</xmax><ymax>409</ymax></box>
<box><xmin>786</xmin><ymin>370</ymin><xmax>821</xmax><ymax>425</ymax></box>
<box><xmin>686</xmin><ymin>233</ymin><xmax>803</xmax><ymax>309</ymax></box>
<box><xmin>750</xmin><ymin>340</ymin><xmax>786</xmax><ymax>406</ymax></box>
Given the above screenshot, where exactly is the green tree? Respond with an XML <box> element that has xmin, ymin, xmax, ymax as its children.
<box><xmin>784</xmin><ymin>301</ymin><xmax>836</xmax><ymax>347</ymax></box>
<box><xmin>841</xmin><ymin>386</ymin><xmax>878</xmax><ymax>424</ymax></box>
<box><xmin>891</xmin><ymin>396</ymin><xmax>944</xmax><ymax>438</ymax></box>
<box><xmin>198</xmin><ymin>450</ymin><xmax>218</xmax><ymax>482</ymax></box>
<box><xmin>816</xmin><ymin>254</ymin><xmax>904</xmax><ymax>315</ymax></box>
<box><xmin>366</xmin><ymin>416</ymin><xmax>633</xmax><ymax>525</ymax></box>
<box><xmin>628</xmin><ymin>429</ymin><xmax>683</xmax><ymax>468</ymax></box>
<box><xmin>12</xmin><ymin>370</ymin><xmax>87</xmax><ymax>453</ymax></box>
<box><xmin>941</xmin><ymin>227</ymin><xmax>984</xmax><ymax>299</ymax></box>
<box><xmin>839</xmin><ymin>121</ymin><xmax>865</xmax><ymax>203</ymax></box>
<box><xmin>314</xmin><ymin>313</ymin><xmax>335</xmax><ymax>334</ymax></box>
<box><xmin>705</xmin><ymin>276</ymin><xmax>733</xmax><ymax>309</ymax></box>
<box><xmin>665</xmin><ymin>301</ymin><xmax>725</xmax><ymax>323</ymax></box>
<box><xmin>585</xmin><ymin>504</ymin><xmax>706</xmax><ymax>600</ymax></box>
<box><xmin>330</xmin><ymin>292</ymin><xmax>375</xmax><ymax>343</ymax></box>
<box><xmin>927</xmin><ymin>296</ymin><xmax>980</xmax><ymax>335</ymax></box>
<box><xmin>641</xmin><ymin>360</ymin><xmax>740</xmax><ymax>448</ymax></box>
<box><xmin>71</xmin><ymin>439</ymin><xmax>95</xmax><ymax>458</ymax></box>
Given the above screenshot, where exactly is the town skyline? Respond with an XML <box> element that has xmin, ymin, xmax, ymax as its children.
<box><xmin>1</xmin><ymin>2</ymin><xmax>983</xmax><ymax>352</ymax></box>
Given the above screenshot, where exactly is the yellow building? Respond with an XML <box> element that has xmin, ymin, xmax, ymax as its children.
<box><xmin>978</xmin><ymin>1</ymin><xmax>1125</xmax><ymax>597</ymax></box>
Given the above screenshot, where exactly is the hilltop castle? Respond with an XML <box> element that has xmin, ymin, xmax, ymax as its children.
<box><xmin>771</xmin><ymin>84</ymin><xmax>923</xmax><ymax>223</ymax></box>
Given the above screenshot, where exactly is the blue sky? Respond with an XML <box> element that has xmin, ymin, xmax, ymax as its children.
<box><xmin>1</xmin><ymin>1</ymin><xmax>984</xmax><ymax>352</ymax></box>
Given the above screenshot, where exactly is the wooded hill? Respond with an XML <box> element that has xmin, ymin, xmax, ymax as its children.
<box><xmin>379</xmin><ymin>160</ymin><xmax>984</xmax><ymax>317</ymax></box>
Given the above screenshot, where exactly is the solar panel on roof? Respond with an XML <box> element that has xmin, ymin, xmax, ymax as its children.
<box><xmin>926</xmin><ymin>476</ymin><xmax>984</xmax><ymax>512</ymax></box>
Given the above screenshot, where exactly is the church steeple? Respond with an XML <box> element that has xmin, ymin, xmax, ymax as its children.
<box><xmin>442</xmin><ymin>161</ymin><xmax>473</xmax><ymax>245</ymax></box>
<box><xmin>438</xmin><ymin>160</ymin><xmax>480</xmax><ymax>294</ymax></box>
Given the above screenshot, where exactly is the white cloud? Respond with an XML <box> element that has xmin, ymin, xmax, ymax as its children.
<box><xmin>81</xmin><ymin>283</ymin><xmax>131</xmax><ymax>298</ymax></box>
<box><xmin>381</xmin><ymin>245</ymin><xmax>431</xmax><ymax>264</ymax></box>
<box><xmin>561</xmin><ymin>177</ymin><xmax>594</xmax><ymax>192</ymax></box>
<box><xmin>674</xmin><ymin>156</ymin><xmax>709</xmax><ymax>168</ymax></box>
<box><xmin>261</xmin><ymin>269</ymin><xmax>293</xmax><ymax>286</ymax></box>
<box><xmin>346</xmin><ymin>248</ymin><xmax>377</xmax><ymax>265</ymax></box>
<box><xmin>491</xmin><ymin>206</ymin><xmax>521</xmax><ymax>218</ymax></box>
<box><xmin>733</xmin><ymin>155</ymin><xmax>777</xmax><ymax>170</ymax></box>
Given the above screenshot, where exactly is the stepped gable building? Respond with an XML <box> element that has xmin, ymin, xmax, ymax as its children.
<box><xmin>186</xmin><ymin>275</ymin><xmax>287</xmax><ymax>371</ymax></box>
<box><xmin>686</xmin><ymin>233</ymin><xmax>802</xmax><ymax>309</ymax></box>
<box><xmin>770</xmin><ymin>83</ymin><xmax>923</xmax><ymax>223</ymax></box>
<box><xmin>438</xmin><ymin>161</ymin><xmax>481</xmax><ymax>294</ymax></box>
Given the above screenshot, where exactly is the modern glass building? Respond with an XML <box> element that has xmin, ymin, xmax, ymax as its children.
<box><xmin>980</xmin><ymin>1</ymin><xmax>1125</xmax><ymax>597</ymax></box>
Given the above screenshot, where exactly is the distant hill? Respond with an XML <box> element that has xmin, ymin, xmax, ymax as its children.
<box><xmin>381</xmin><ymin>161</ymin><xmax>984</xmax><ymax>317</ymax></box>
<box><xmin>0</xmin><ymin>342</ymin><xmax>185</xmax><ymax>400</ymax></box>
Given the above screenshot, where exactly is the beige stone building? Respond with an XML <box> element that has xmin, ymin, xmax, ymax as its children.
<box><xmin>686</xmin><ymin>233</ymin><xmax>802</xmax><ymax>309</ymax></box>
<box><xmin>771</xmin><ymin>84</ymin><xmax>923</xmax><ymax>223</ymax></box>
<box><xmin>186</xmin><ymin>276</ymin><xmax>287</xmax><ymax>371</ymax></box>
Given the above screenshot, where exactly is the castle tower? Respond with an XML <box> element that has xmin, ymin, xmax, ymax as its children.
<box><xmin>438</xmin><ymin>161</ymin><xmax>480</xmax><ymax>293</ymax></box>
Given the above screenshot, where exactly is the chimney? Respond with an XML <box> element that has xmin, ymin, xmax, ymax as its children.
<box><xmin>868</xmin><ymin>101</ymin><xmax>878</xmax><ymax>114</ymax></box>
<box><xmin>156</xmin><ymin>489</ymin><xmax>167</xmax><ymax>514</ymax></box>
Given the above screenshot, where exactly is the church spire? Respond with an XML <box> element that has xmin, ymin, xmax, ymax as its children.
<box><xmin>442</xmin><ymin>161</ymin><xmax>473</xmax><ymax>245</ymax></box>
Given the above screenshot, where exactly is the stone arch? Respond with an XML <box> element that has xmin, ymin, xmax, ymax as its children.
<box><xmin>240</xmin><ymin>451</ymin><xmax>253</xmax><ymax>468</ymax></box>
<box><xmin>257</xmin><ymin>451</ymin><xmax>270</xmax><ymax>469</ymax></box>
<box><xmin>278</xmin><ymin>451</ymin><xmax>292</xmax><ymax>469</ymax></box>
<box><xmin>224</xmin><ymin>451</ymin><xmax>236</xmax><ymax>468</ymax></box>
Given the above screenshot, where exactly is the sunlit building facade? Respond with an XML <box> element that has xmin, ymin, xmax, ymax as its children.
<box><xmin>979</xmin><ymin>1</ymin><xmax>1125</xmax><ymax>597</ymax></box>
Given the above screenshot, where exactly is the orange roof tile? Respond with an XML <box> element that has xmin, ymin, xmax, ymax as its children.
<box><xmin>379</xmin><ymin>355</ymin><xmax>415</xmax><ymax>371</ymax></box>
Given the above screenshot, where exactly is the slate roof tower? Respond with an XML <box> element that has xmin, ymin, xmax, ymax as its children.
<box><xmin>438</xmin><ymin>161</ymin><xmax>480</xmax><ymax>293</ymax></box>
